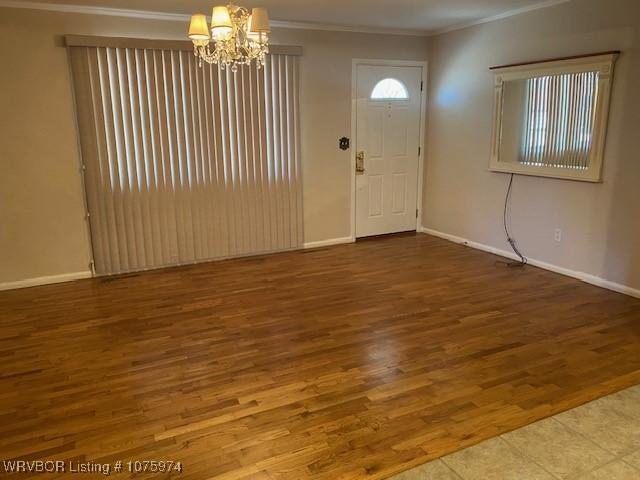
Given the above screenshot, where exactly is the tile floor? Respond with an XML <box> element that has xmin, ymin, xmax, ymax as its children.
<box><xmin>391</xmin><ymin>384</ymin><xmax>640</xmax><ymax>480</ymax></box>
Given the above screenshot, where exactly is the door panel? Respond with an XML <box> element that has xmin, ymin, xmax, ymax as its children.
<box><xmin>368</xmin><ymin>175</ymin><xmax>384</xmax><ymax>217</ymax></box>
<box><xmin>388</xmin><ymin>106</ymin><xmax>409</xmax><ymax>156</ymax></box>
<box><xmin>356</xmin><ymin>65</ymin><xmax>422</xmax><ymax>238</ymax></box>
<box><xmin>367</xmin><ymin>106</ymin><xmax>385</xmax><ymax>158</ymax></box>
<box><xmin>392</xmin><ymin>173</ymin><xmax>407</xmax><ymax>214</ymax></box>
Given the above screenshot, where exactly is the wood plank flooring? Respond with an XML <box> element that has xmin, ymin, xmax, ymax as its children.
<box><xmin>1</xmin><ymin>233</ymin><xmax>639</xmax><ymax>479</ymax></box>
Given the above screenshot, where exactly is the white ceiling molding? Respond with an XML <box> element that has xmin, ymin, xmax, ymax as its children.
<box><xmin>431</xmin><ymin>0</ymin><xmax>571</xmax><ymax>36</ymax></box>
<box><xmin>0</xmin><ymin>0</ymin><xmax>430</xmax><ymax>35</ymax></box>
<box><xmin>0</xmin><ymin>0</ymin><xmax>570</xmax><ymax>37</ymax></box>
<box><xmin>263</xmin><ymin>19</ymin><xmax>429</xmax><ymax>37</ymax></box>
<box><xmin>0</xmin><ymin>0</ymin><xmax>191</xmax><ymax>22</ymax></box>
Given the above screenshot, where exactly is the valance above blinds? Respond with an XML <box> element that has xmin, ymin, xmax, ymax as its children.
<box><xmin>64</xmin><ymin>35</ymin><xmax>303</xmax><ymax>56</ymax></box>
<box><xmin>69</xmin><ymin>43</ymin><xmax>302</xmax><ymax>275</ymax></box>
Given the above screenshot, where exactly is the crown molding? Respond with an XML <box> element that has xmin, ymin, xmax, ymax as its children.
<box><xmin>0</xmin><ymin>1</ymin><xmax>429</xmax><ymax>36</ymax></box>
<box><xmin>0</xmin><ymin>0</ymin><xmax>571</xmax><ymax>38</ymax></box>
<box><xmin>0</xmin><ymin>0</ymin><xmax>190</xmax><ymax>22</ymax></box>
<box><xmin>430</xmin><ymin>0</ymin><xmax>571</xmax><ymax>36</ymax></box>
<box><xmin>269</xmin><ymin>19</ymin><xmax>429</xmax><ymax>37</ymax></box>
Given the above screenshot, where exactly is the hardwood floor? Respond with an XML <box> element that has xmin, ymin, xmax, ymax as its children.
<box><xmin>1</xmin><ymin>233</ymin><xmax>639</xmax><ymax>479</ymax></box>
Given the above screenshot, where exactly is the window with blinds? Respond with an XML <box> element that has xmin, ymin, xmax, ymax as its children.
<box><xmin>68</xmin><ymin>38</ymin><xmax>303</xmax><ymax>275</ymax></box>
<box><xmin>490</xmin><ymin>52</ymin><xmax>618</xmax><ymax>182</ymax></box>
<box><xmin>520</xmin><ymin>72</ymin><xmax>597</xmax><ymax>170</ymax></box>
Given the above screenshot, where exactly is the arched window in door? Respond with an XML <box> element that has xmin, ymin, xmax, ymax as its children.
<box><xmin>370</xmin><ymin>78</ymin><xmax>409</xmax><ymax>100</ymax></box>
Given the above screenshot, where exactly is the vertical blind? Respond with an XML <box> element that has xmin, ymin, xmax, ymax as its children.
<box><xmin>520</xmin><ymin>71</ymin><xmax>598</xmax><ymax>170</ymax></box>
<box><xmin>70</xmin><ymin>44</ymin><xmax>302</xmax><ymax>275</ymax></box>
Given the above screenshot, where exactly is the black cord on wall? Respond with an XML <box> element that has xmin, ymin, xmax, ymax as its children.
<box><xmin>498</xmin><ymin>173</ymin><xmax>528</xmax><ymax>267</ymax></box>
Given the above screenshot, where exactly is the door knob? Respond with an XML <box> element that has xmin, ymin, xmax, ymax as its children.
<box><xmin>356</xmin><ymin>151</ymin><xmax>365</xmax><ymax>174</ymax></box>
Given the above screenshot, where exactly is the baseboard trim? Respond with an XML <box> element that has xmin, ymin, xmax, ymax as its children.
<box><xmin>0</xmin><ymin>271</ymin><xmax>93</xmax><ymax>291</ymax></box>
<box><xmin>6</xmin><ymin>232</ymin><xmax>638</xmax><ymax>299</ymax></box>
<box><xmin>419</xmin><ymin>227</ymin><xmax>640</xmax><ymax>299</ymax></box>
<box><xmin>0</xmin><ymin>238</ymin><xmax>354</xmax><ymax>290</ymax></box>
<box><xmin>303</xmin><ymin>236</ymin><xmax>355</xmax><ymax>249</ymax></box>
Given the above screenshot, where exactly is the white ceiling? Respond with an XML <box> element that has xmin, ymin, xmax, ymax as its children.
<box><xmin>13</xmin><ymin>0</ymin><xmax>568</xmax><ymax>34</ymax></box>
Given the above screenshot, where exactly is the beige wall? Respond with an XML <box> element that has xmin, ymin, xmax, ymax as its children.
<box><xmin>423</xmin><ymin>0</ymin><xmax>640</xmax><ymax>290</ymax></box>
<box><xmin>5</xmin><ymin>0</ymin><xmax>639</xmax><ymax>292</ymax></box>
<box><xmin>0</xmin><ymin>7</ymin><xmax>428</xmax><ymax>284</ymax></box>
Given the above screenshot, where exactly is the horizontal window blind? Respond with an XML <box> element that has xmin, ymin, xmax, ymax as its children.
<box><xmin>70</xmin><ymin>46</ymin><xmax>302</xmax><ymax>275</ymax></box>
<box><xmin>520</xmin><ymin>71</ymin><xmax>598</xmax><ymax>170</ymax></box>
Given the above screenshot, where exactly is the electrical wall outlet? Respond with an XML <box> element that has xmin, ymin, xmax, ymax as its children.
<box><xmin>554</xmin><ymin>228</ymin><xmax>562</xmax><ymax>242</ymax></box>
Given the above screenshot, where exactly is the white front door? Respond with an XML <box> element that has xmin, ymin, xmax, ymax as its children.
<box><xmin>355</xmin><ymin>65</ymin><xmax>422</xmax><ymax>238</ymax></box>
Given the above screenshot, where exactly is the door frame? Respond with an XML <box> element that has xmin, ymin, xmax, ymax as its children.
<box><xmin>350</xmin><ymin>59</ymin><xmax>428</xmax><ymax>241</ymax></box>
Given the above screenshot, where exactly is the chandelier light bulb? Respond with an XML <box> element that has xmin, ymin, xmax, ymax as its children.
<box><xmin>212</xmin><ymin>26</ymin><xmax>232</xmax><ymax>40</ymax></box>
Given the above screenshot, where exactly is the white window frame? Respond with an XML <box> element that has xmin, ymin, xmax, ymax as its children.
<box><xmin>489</xmin><ymin>52</ymin><xmax>619</xmax><ymax>182</ymax></box>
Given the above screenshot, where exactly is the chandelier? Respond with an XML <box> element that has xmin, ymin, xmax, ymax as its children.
<box><xmin>188</xmin><ymin>4</ymin><xmax>270</xmax><ymax>72</ymax></box>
